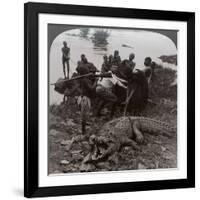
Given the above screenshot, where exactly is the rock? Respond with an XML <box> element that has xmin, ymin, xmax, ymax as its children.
<box><xmin>108</xmin><ymin>152</ymin><xmax>119</xmax><ymax>164</ymax></box>
<box><xmin>101</xmin><ymin>108</ymin><xmax>109</xmax><ymax>115</ymax></box>
<box><xmin>71</xmin><ymin>150</ymin><xmax>82</xmax><ymax>154</ymax></box>
<box><xmin>163</xmin><ymin>151</ymin><xmax>175</xmax><ymax>160</ymax></box>
<box><xmin>137</xmin><ymin>163</ymin><xmax>147</xmax><ymax>169</ymax></box>
<box><xmin>80</xmin><ymin>163</ymin><xmax>95</xmax><ymax>172</ymax></box>
<box><xmin>148</xmin><ymin>163</ymin><xmax>156</xmax><ymax>169</ymax></box>
<box><xmin>66</xmin><ymin>119</ymin><xmax>76</xmax><ymax>126</ymax></box>
<box><xmin>124</xmin><ymin>146</ymin><xmax>132</xmax><ymax>151</ymax></box>
<box><xmin>147</xmin><ymin>143</ymin><xmax>152</xmax><ymax>148</ymax></box>
<box><xmin>82</xmin><ymin>153</ymin><xmax>94</xmax><ymax>164</ymax></box>
<box><xmin>81</xmin><ymin>141</ymin><xmax>90</xmax><ymax>151</ymax></box>
<box><xmin>62</xmin><ymin>165</ymin><xmax>78</xmax><ymax>173</ymax></box>
<box><xmin>49</xmin><ymin>113</ymin><xmax>61</xmax><ymax>127</ymax></box>
<box><xmin>155</xmin><ymin>161</ymin><xmax>159</xmax><ymax>168</ymax></box>
<box><xmin>60</xmin><ymin>121</ymin><xmax>67</xmax><ymax>126</ymax></box>
<box><xmin>53</xmin><ymin>170</ymin><xmax>61</xmax><ymax>173</ymax></box>
<box><xmin>72</xmin><ymin>151</ymin><xmax>83</xmax><ymax>161</ymax></box>
<box><xmin>161</xmin><ymin>146</ymin><xmax>167</xmax><ymax>152</ymax></box>
<box><xmin>96</xmin><ymin>162</ymin><xmax>111</xmax><ymax>170</ymax></box>
<box><xmin>60</xmin><ymin>139</ymin><xmax>71</xmax><ymax>146</ymax></box>
<box><xmin>60</xmin><ymin>160</ymin><xmax>70</xmax><ymax>165</ymax></box>
<box><xmin>82</xmin><ymin>153</ymin><xmax>92</xmax><ymax>164</ymax></box>
<box><xmin>153</xmin><ymin>140</ymin><xmax>162</xmax><ymax>145</ymax></box>
<box><xmin>49</xmin><ymin>129</ymin><xmax>59</xmax><ymax>137</ymax></box>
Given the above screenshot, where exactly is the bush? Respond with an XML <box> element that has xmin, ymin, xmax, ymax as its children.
<box><xmin>149</xmin><ymin>66</ymin><xmax>177</xmax><ymax>100</ymax></box>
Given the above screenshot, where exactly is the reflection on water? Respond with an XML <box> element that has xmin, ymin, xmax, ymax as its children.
<box><xmin>49</xmin><ymin>28</ymin><xmax>177</xmax><ymax>104</ymax></box>
<box><xmin>91</xmin><ymin>29</ymin><xmax>110</xmax><ymax>52</ymax></box>
<box><xmin>80</xmin><ymin>28</ymin><xmax>89</xmax><ymax>38</ymax></box>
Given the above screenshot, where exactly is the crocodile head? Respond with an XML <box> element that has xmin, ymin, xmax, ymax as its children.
<box><xmin>87</xmin><ymin>134</ymin><xmax>118</xmax><ymax>162</ymax></box>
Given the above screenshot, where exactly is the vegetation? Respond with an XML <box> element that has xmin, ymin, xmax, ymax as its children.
<box><xmin>92</xmin><ymin>29</ymin><xmax>110</xmax><ymax>46</ymax></box>
<box><xmin>80</xmin><ymin>28</ymin><xmax>90</xmax><ymax>38</ymax></box>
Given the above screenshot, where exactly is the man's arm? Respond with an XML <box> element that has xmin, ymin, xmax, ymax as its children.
<box><xmin>83</xmin><ymin>78</ymin><xmax>98</xmax><ymax>91</ymax></box>
<box><xmin>116</xmin><ymin>80</ymin><xmax>127</xmax><ymax>89</ymax></box>
<box><xmin>112</xmin><ymin>74</ymin><xmax>127</xmax><ymax>89</ymax></box>
<box><xmin>64</xmin><ymin>83</ymin><xmax>81</xmax><ymax>97</ymax></box>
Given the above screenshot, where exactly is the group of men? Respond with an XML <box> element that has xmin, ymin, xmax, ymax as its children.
<box><xmin>61</xmin><ymin>41</ymin><xmax>137</xmax><ymax>79</ymax></box>
<box><xmin>61</xmin><ymin>41</ymin><xmax>154</xmax><ymax>134</ymax></box>
<box><xmin>101</xmin><ymin>50</ymin><xmax>136</xmax><ymax>73</ymax></box>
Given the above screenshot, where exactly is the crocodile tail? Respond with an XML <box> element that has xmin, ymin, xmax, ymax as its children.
<box><xmin>129</xmin><ymin>116</ymin><xmax>176</xmax><ymax>138</ymax></box>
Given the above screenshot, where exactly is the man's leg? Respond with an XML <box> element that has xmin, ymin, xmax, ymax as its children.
<box><xmin>62</xmin><ymin>60</ymin><xmax>66</xmax><ymax>78</ymax></box>
<box><xmin>104</xmin><ymin>90</ymin><xmax>118</xmax><ymax>117</ymax></box>
<box><xmin>80</xmin><ymin>96</ymin><xmax>91</xmax><ymax>134</ymax></box>
<box><xmin>110</xmin><ymin>102</ymin><xmax>117</xmax><ymax>117</ymax></box>
<box><xmin>132</xmin><ymin>121</ymin><xmax>144</xmax><ymax>143</ymax></box>
<box><xmin>94</xmin><ymin>100</ymin><xmax>106</xmax><ymax>116</ymax></box>
<box><xmin>66</xmin><ymin>59</ymin><xmax>70</xmax><ymax>79</ymax></box>
<box><xmin>82</xmin><ymin>120</ymin><xmax>86</xmax><ymax>134</ymax></box>
<box><xmin>96</xmin><ymin>88</ymin><xmax>117</xmax><ymax>116</ymax></box>
<box><xmin>121</xmin><ymin>137</ymin><xmax>140</xmax><ymax>151</ymax></box>
<box><xmin>97</xmin><ymin>88</ymin><xmax>117</xmax><ymax>103</ymax></box>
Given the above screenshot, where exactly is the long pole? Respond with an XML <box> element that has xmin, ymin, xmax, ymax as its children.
<box><xmin>50</xmin><ymin>72</ymin><xmax>112</xmax><ymax>85</ymax></box>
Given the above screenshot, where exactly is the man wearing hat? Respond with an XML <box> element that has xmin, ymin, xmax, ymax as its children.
<box><xmin>61</xmin><ymin>41</ymin><xmax>70</xmax><ymax>79</ymax></box>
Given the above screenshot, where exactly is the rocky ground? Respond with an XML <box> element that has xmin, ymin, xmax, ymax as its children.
<box><xmin>48</xmin><ymin>64</ymin><xmax>177</xmax><ymax>174</ymax></box>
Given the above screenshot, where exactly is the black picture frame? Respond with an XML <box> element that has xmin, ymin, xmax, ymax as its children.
<box><xmin>24</xmin><ymin>2</ymin><xmax>195</xmax><ymax>198</ymax></box>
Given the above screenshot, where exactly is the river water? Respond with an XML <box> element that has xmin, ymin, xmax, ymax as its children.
<box><xmin>49</xmin><ymin>28</ymin><xmax>177</xmax><ymax>104</ymax></box>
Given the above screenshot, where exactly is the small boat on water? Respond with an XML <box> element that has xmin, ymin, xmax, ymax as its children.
<box><xmin>121</xmin><ymin>44</ymin><xmax>134</xmax><ymax>49</ymax></box>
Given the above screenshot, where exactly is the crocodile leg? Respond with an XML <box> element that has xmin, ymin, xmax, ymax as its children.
<box><xmin>132</xmin><ymin>120</ymin><xmax>144</xmax><ymax>143</ymax></box>
<box><xmin>121</xmin><ymin>137</ymin><xmax>141</xmax><ymax>151</ymax></box>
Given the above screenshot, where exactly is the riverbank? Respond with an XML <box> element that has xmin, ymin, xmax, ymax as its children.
<box><xmin>48</xmin><ymin>64</ymin><xmax>177</xmax><ymax>174</ymax></box>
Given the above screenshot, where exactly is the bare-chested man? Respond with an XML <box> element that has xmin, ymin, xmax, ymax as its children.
<box><xmin>128</xmin><ymin>53</ymin><xmax>136</xmax><ymax>71</ymax></box>
<box><xmin>62</xmin><ymin>41</ymin><xmax>70</xmax><ymax>79</ymax></box>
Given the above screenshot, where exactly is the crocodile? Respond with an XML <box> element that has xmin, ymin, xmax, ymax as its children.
<box><xmin>83</xmin><ymin>116</ymin><xmax>176</xmax><ymax>163</ymax></box>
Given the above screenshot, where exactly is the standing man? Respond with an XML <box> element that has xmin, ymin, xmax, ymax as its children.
<box><xmin>101</xmin><ymin>55</ymin><xmax>110</xmax><ymax>73</ymax></box>
<box><xmin>78</xmin><ymin>66</ymin><xmax>98</xmax><ymax>134</ymax></box>
<box><xmin>144</xmin><ymin>57</ymin><xmax>153</xmax><ymax>84</ymax></box>
<box><xmin>62</xmin><ymin>41</ymin><xmax>70</xmax><ymax>79</ymax></box>
<box><xmin>113</xmin><ymin>50</ymin><xmax>121</xmax><ymax>66</ymax></box>
<box><xmin>76</xmin><ymin>54</ymin><xmax>98</xmax><ymax>75</ymax></box>
<box><xmin>128</xmin><ymin>53</ymin><xmax>136</xmax><ymax>71</ymax></box>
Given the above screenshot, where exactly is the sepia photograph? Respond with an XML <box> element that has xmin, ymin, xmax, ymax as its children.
<box><xmin>48</xmin><ymin>24</ymin><xmax>178</xmax><ymax>174</ymax></box>
<box><xmin>24</xmin><ymin>3</ymin><xmax>195</xmax><ymax>197</ymax></box>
